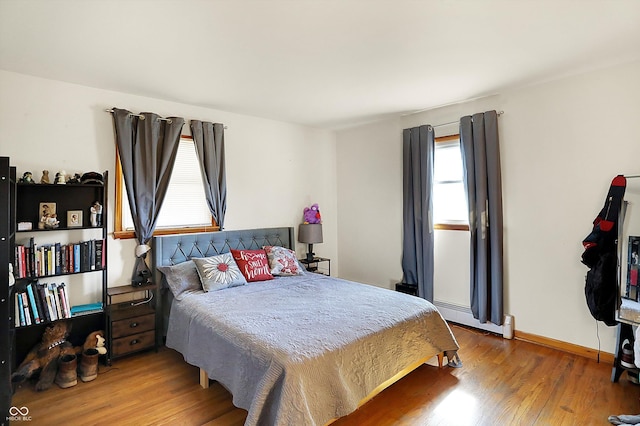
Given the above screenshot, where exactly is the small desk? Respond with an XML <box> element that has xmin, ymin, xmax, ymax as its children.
<box><xmin>299</xmin><ymin>257</ymin><xmax>330</xmax><ymax>276</ymax></box>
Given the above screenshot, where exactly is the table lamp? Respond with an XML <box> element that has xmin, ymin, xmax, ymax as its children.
<box><xmin>298</xmin><ymin>223</ymin><xmax>323</xmax><ymax>262</ymax></box>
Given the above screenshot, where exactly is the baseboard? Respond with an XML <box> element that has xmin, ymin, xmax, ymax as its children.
<box><xmin>514</xmin><ymin>330</ymin><xmax>614</xmax><ymax>364</ymax></box>
<box><xmin>434</xmin><ymin>300</ymin><xmax>614</xmax><ymax>364</ymax></box>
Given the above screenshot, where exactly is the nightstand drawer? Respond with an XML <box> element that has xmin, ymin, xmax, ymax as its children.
<box><xmin>112</xmin><ymin>313</ymin><xmax>155</xmax><ymax>338</ymax></box>
<box><xmin>112</xmin><ymin>330</ymin><xmax>155</xmax><ymax>357</ymax></box>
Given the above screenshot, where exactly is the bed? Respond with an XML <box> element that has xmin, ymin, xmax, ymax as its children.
<box><xmin>152</xmin><ymin>227</ymin><xmax>459</xmax><ymax>426</ymax></box>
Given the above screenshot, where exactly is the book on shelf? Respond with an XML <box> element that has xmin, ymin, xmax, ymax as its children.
<box><xmin>37</xmin><ymin>283</ymin><xmax>51</xmax><ymax>322</ymax></box>
<box><xmin>58</xmin><ymin>283</ymin><xmax>71</xmax><ymax>318</ymax></box>
<box><xmin>95</xmin><ymin>239</ymin><xmax>104</xmax><ymax>270</ymax></box>
<box><xmin>42</xmin><ymin>283</ymin><xmax>56</xmax><ymax>321</ymax></box>
<box><xmin>29</xmin><ymin>237</ymin><xmax>36</xmax><ymax>278</ymax></box>
<box><xmin>73</xmin><ymin>244</ymin><xmax>80</xmax><ymax>273</ymax></box>
<box><xmin>55</xmin><ymin>242</ymin><xmax>62</xmax><ymax>275</ymax></box>
<box><xmin>49</xmin><ymin>283</ymin><xmax>62</xmax><ymax>320</ymax></box>
<box><xmin>17</xmin><ymin>291</ymin><xmax>25</xmax><ymax>327</ymax></box>
<box><xmin>21</xmin><ymin>292</ymin><xmax>32</xmax><ymax>326</ymax></box>
<box><xmin>25</xmin><ymin>283</ymin><xmax>41</xmax><ymax>324</ymax></box>
<box><xmin>70</xmin><ymin>302</ymin><xmax>103</xmax><ymax>317</ymax></box>
<box><xmin>34</xmin><ymin>282</ymin><xmax>48</xmax><ymax>322</ymax></box>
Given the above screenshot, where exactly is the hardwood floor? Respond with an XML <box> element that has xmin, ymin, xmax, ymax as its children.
<box><xmin>10</xmin><ymin>324</ymin><xmax>639</xmax><ymax>425</ymax></box>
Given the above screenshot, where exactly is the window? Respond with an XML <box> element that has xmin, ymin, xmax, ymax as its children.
<box><xmin>114</xmin><ymin>136</ymin><xmax>218</xmax><ymax>239</ymax></box>
<box><xmin>433</xmin><ymin>135</ymin><xmax>469</xmax><ymax>231</ymax></box>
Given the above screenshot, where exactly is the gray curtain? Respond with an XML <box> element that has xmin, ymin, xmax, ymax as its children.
<box><xmin>402</xmin><ymin>125</ymin><xmax>435</xmax><ymax>302</ymax></box>
<box><xmin>460</xmin><ymin>110</ymin><xmax>503</xmax><ymax>325</ymax></box>
<box><xmin>190</xmin><ymin>120</ymin><xmax>227</xmax><ymax>230</ymax></box>
<box><xmin>112</xmin><ymin>108</ymin><xmax>185</xmax><ymax>275</ymax></box>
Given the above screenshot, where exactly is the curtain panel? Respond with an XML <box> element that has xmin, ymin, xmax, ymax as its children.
<box><xmin>402</xmin><ymin>125</ymin><xmax>435</xmax><ymax>302</ymax></box>
<box><xmin>460</xmin><ymin>110</ymin><xmax>504</xmax><ymax>325</ymax></box>
<box><xmin>112</xmin><ymin>108</ymin><xmax>185</xmax><ymax>275</ymax></box>
<box><xmin>190</xmin><ymin>120</ymin><xmax>227</xmax><ymax>230</ymax></box>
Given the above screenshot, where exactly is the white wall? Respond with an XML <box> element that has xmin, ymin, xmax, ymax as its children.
<box><xmin>336</xmin><ymin>61</ymin><xmax>640</xmax><ymax>352</ymax></box>
<box><xmin>0</xmin><ymin>70</ymin><xmax>338</xmax><ymax>305</ymax></box>
<box><xmin>336</xmin><ymin>117</ymin><xmax>403</xmax><ymax>287</ymax></box>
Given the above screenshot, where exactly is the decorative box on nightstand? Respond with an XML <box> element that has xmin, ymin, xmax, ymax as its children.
<box><xmin>106</xmin><ymin>283</ymin><xmax>158</xmax><ymax>364</ymax></box>
<box><xmin>299</xmin><ymin>257</ymin><xmax>331</xmax><ymax>276</ymax></box>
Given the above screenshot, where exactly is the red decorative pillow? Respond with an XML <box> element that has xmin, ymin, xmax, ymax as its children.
<box><xmin>231</xmin><ymin>249</ymin><xmax>274</xmax><ymax>282</ymax></box>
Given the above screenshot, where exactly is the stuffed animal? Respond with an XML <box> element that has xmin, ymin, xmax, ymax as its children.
<box><xmin>82</xmin><ymin>330</ymin><xmax>107</xmax><ymax>355</ymax></box>
<box><xmin>11</xmin><ymin>321</ymin><xmax>72</xmax><ymax>391</ymax></box>
<box><xmin>303</xmin><ymin>203</ymin><xmax>322</xmax><ymax>224</ymax></box>
<box><xmin>40</xmin><ymin>170</ymin><xmax>50</xmax><ymax>184</ymax></box>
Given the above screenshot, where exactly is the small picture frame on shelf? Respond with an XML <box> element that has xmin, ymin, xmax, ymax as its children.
<box><xmin>67</xmin><ymin>210</ymin><xmax>83</xmax><ymax>228</ymax></box>
<box><xmin>38</xmin><ymin>202</ymin><xmax>59</xmax><ymax>229</ymax></box>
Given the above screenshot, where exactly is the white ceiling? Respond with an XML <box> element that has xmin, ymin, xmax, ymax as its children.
<box><xmin>1</xmin><ymin>0</ymin><xmax>639</xmax><ymax>129</ymax></box>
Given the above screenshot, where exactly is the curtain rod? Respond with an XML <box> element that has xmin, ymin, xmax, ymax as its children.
<box><xmin>105</xmin><ymin>109</ymin><xmax>228</xmax><ymax>129</ymax></box>
<box><xmin>432</xmin><ymin>110</ymin><xmax>504</xmax><ymax>129</ymax></box>
<box><xmin>105</xmin><ymin>108</ymin><xmax>177</xmax><ymax>123</ymax></box>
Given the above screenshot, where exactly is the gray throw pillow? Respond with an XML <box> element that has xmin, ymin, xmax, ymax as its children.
<box><xmin>157</xmin><ymin>260</ymin><xmax>202</xmax><ymax>300</ymax></box>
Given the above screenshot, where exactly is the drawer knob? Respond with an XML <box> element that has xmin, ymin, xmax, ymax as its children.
<box><xmin>130</xmin><ymin>322</ymin><xmax>139</xmax><ymax>328</ymax></box>
<box><xmin>130</xmin><ymin>339</ymin><xmax>139</xmax><ymax>345</ymax></box>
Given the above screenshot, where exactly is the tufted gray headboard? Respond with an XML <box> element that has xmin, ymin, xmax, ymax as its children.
<box><xmin>152</xmin><ymin>227</ymin><xmax>294</xmax><ymax>268</ymax></box>
<box><xmin>151</xmin><ymin>227</ymin><xmax>295</xmax><ymax>341</ymax></box>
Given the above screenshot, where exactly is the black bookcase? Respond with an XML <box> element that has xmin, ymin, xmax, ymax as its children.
<box><xmin>1</xmin><ymin>157</ymin><xmax>16</xmax><ymax>424</ymax></box>
<box><xmin>2</xmin><ymin>161</ymin><xmax>109</xmax><ymax>379</ymax></box>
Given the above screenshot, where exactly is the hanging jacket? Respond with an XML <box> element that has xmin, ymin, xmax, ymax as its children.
<box><xmin>582</xmin><ymin>175</ymin><xmax>626</xmax><ymax>326</ymax></box>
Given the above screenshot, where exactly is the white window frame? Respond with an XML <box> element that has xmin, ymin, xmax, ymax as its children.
<box><xmin>433</xmin><ymin>134</ymin><xmax>469</xmax><ymax>231</ymax></box>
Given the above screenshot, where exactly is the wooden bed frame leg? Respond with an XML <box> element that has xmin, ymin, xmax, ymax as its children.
<box><xmin>437</xmin><ymin>352</ymin><xmax>444</xmax><ymax>368</ymax></box>
<box><xmin>199</xmin><ymin>368</ymin><xmax>210</xmax><ymax>389</ymax></box>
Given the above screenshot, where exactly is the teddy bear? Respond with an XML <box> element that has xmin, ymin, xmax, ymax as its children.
<box><xmin>11</xmin><ymin>321</ymin><xmax>73</xmax><ymax>391</ymax></box>
<box><xmin>40</xmin><ymin>170</ymin><xmax>50</xmax><ymax>184</ymax></box>
<box><xmin>303</xmin><ymin>203</ymin><xmax>322</xmax><ymax>224</ymax></box>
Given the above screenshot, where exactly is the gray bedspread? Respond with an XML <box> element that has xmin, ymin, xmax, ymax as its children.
<box><xmin>166</xmin><ymin>273</ymin><xmax>459</xmax><ymax>426</ymax></box>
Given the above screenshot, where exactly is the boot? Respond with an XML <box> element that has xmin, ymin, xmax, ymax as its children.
<box><xmin>79</xmin><ymin>349</ymin><xmax>99</xmax><ymax>382</ymax></box>
<box><xmin>55</xmin><ymin>354</ymin><xmax>77</xmax><ymax>388</ymax></box>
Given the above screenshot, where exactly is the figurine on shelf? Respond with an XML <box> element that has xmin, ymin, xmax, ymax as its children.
<box><xmin>66</xmin><ymin>173</ymin><xmax>82</xmax><ymax>184</ymax></box>
<box><xmin>54</xmin><ymin>170</ymin><xmax>67</xmax><ymax>184</ymax></box>
<box><xmin>18</xmin><ymin>172</ymin><xmax>34</xmax><ymax>184</ymax></box>
<box><xmin>39</xmin><ymin>203</ymin><xmax>60</xmax><ymax>229</ymax></box>
<box><xmin>40</xmin><ymin>170</ymin><xmax>50</xmax><ymax>184</ymax></box>
<box><xmin>90</xmin><ymin>201</ymin><xmax>103</xmax><ymax>227</ymax></box>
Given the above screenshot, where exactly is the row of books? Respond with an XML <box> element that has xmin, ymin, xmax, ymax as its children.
<box><xmin>14</xmin><ymin>281</ymin><xmax>104</xmax><ymax>328</ymax></box>
<box><xmin>14</xmin><ymin>281</ymin><xmax>71</xmax><ymax>327</ymax></box>
<box><xmin>14</xmin><ymin>237</ymin><xmax>105</xmax><ymax>278</ymax></box>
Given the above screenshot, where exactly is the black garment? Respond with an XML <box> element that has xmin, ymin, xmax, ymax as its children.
<box><xmin>582</xmin><ymin>175</ymin><xmax>626</xmax><ymax>326</ymax></box>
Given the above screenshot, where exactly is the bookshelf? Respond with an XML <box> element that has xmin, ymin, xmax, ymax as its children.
<box><xmin>1</xmin><ymin>157</ymin><xmax>16</xmax><ymax>421</ymax></box>
<box><xmin>8</xmin><ymin>166</ymin><xmax>108</xmax><ymax>368</ymax></box>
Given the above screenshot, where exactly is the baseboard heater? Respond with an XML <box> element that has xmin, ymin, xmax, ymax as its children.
<box><xmin>433</xmin><ymin>300</ymin><xmax>503</xmax><ymax>335</ymax></box>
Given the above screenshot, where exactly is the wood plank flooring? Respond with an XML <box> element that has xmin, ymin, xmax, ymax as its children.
<box><xmin>10</xmin><ymin>324</ymin><xmax>640</xmax><ymax>425</ymax></box>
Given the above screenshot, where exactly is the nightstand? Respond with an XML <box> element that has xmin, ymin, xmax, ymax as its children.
<box><xmin>106</xmin><ymin>283</ymin><xmax>158</xmax><ymax>364</ymax></box>
<box><xmin>299</xmin><ymin>257</ymin><xmax>331</xmax><ymax>276</ymax></box>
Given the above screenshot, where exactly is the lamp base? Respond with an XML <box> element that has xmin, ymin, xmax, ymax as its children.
<box><xmin>306</xmin><ymin>244</ymin><xmax>315</xmax><ymax>262</ymax></box>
